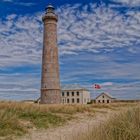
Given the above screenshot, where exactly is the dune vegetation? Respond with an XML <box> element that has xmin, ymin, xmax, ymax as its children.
<box><xmin>76</xmin><ymin>106</ymin><xmax>140</xmax><ymax>140</ymax></box>
<box><xmin>0</xmin><ymin>101</ymin><xmax>139</xmax><ymax>140</ymax></box>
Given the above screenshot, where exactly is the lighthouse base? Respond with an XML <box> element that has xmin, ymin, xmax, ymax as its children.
<box><xmin>40</xmin><ymin>89</ymin><xmax>61</xmax><ymax>104</ymax></box>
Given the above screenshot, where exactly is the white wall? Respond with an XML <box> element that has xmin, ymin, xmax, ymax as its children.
<box><xmin>96</xmin><ymin>94</ymin><xmax>112</xmax><ymax>103</ymax></box>
<box><xmin>61</xmin><ymin>89</ymin><xmax>90</xmax><ymax>104</ymax></box>
<box><xmin>82</xmin><ymin>90</ymin><xmax>91</xmax><ymax>104</ymax></box>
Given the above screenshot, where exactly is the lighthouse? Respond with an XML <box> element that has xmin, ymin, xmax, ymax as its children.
<box><xmin>41</xmin><ymin>4</ymin><xmax>61</xmax><ymax>104</ymax></box>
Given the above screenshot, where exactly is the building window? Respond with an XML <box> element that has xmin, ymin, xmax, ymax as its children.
<box><xmin>77</xmin><ymin>98</ymin><xmax>80</xmax><ymax>103</ymax></box>
<box><xmin>103</xmin><ymin>100</ymin><xmax>105</xmax><ymax>103</ymax></box>
<box><xmin>103</xmin><ymin>95</ymin><xmax>104</xmax><ymax>98</ymax></box>
<box><xmin>107</xmin><ymin>100</ymin><xmax>109</xmax><ymax>103</ymax></box>
<box><xmin>67</xmin><ymin>92</ymin><xmax>69</xmax><ymax>96</ymax></box>
<box><xmin>72</xmin><ymin>92</ymin><xmax>74</xmax><ymax>96</ymax></box>
<box><xmin>62</xmin><ymin>92</ymin><xmax>64</xmax><ymax>96</ymax></box>
<box><xmin>67</xmin><ymin>99</ymin><xmax>69</xmax><ymax>103</ymax></box>
<box><xmin>72</xmin><ymin>98</ymin><xmax>74</xmax><ymax>103</ymax></box>
<box><xmin>98</xmin><ymin>100</ymin><xmax>100</xmax><ymax>103</ymax></box>
<box><xmin>77</xmin><ymin>92</ymin><xmax>79</xmax><ymax>96</ymax></box>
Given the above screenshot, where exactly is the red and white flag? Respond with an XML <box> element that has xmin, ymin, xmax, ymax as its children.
<box><xmin>94</xmin><ymin>84</ymin><xmax>101</xmax><ymax>89</ymax></box>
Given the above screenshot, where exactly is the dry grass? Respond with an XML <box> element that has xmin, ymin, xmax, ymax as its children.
<box><xmin>0</xmin><ymin>101</ymin><xmax>93</xmax><ymax>139</ymax></box>
<box><xmin>0</xmin><ymin>101</ymin><xmax>138</xmax><ymax>140</ymax></box>
<box><xmin>76</xmin><ymin>105</ymin><xmax>140</xmax><ymax>140</ymax></box>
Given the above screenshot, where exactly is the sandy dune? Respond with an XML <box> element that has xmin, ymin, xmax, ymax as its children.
<box><xmin>19</xmin><ymin>108</ymin><xmax>119</xmax><ymax>140</ymax></box>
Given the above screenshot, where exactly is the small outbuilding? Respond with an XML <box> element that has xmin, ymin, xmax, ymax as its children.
<box><xmin>95</xmin><ymin>92</ymin><xmax>115</xmax><ymax>103</ymax></box>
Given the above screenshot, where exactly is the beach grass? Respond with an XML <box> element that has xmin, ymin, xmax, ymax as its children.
<box><xmin>0</xmin><ymin>101</ymin><xmax>138</xmax><ymax>139</ymax></box>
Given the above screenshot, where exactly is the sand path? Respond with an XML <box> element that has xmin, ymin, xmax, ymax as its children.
<box><xmin>19</xmin><ymin>108</ymin><xmax>120</xmax><ymax>140</ymax></box>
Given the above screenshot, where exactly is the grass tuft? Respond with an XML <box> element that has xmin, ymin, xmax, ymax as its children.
<box><xmin>78</xmin><ymin>106</ymin><xmax>140</xmax><ymax>140</ymax></box>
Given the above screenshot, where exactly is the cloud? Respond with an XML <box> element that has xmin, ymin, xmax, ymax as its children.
<box><xmin>57</xmin><ymin>4</ymin><xmax>140</xmax><ymax>55</ymax></box>
<box><xmin>100</xmin><ymin>82</ymin><xmax>113</xmax><ymax>86</ymax></box>
<box><xmin>111</xmin><ymin>0</ymin><xmax>140</xmax><ymax>7</ymax></box>
<box><xmin>60</xmin><ymin>51</ymin><xmax>140</xmax><ymax>82</ymax></box>
<box><xmin>0</xmin><ymin>73</ymin><xmax>40</xmax><ymax>100</ymax></box>
<box><xmin>72</xmin><ymin>80</ymin><xmax>140</xmax><ymax>100</ymax></box>
<box><xmin>0</xmin><ymin>13</ymin><xmax>43</xmax><ymax>67</ymax></box>
<box><xmin>0</xmin><ymin>3</ymin><xmax>140</xmax><ymax>100</ymax></box>
<box><xmin>1</xmin><ymin>0</ymin><xmax>35</xmax><ymax>6</ymax></box>
<box><xmin>16</xmin><ymin>2</ymin><xmax>35</xmax><ymax>6</ymax></box>
<box><xmin>0</xmin><ymin>3</ymin><xmax>140</xmax><ymax>67</ymax></box>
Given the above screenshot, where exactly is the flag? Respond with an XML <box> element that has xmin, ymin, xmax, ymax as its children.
<box><xmin>94</xmin><ymin>84</ymin><xmax>101</xmax><ymax>89</ymax></box>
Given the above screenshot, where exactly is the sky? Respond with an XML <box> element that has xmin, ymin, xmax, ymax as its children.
<box><xmin>0</xmin><ymin>0</ymin><xmax>140</xmax><ymax>101</ymax></box>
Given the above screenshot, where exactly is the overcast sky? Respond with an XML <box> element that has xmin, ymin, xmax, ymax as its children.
<box><xmin>0</xmin><ymin>0</ymin><xmax>140</xmax><ymax>101</ymax></box>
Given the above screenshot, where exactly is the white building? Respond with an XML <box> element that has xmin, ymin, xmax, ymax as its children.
<box><xmin>61</xmin><ymin>85</ymin><xmax>91</xmax><ymax>104</ymax></box>
<box><xmin>95</xmin><ymin>93</ymin><xmax>115</xmax><ymax>103</ymax></box>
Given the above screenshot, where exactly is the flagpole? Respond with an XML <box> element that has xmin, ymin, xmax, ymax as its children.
<box><xmin>94</xmin><ymin>84</ymin><xmax>101</xmax><ymax>103</ymax></box>
<box><xmin>93</xmin><ymin>84</ymin><xmax>95</xmax><ymax>103</ymax></box>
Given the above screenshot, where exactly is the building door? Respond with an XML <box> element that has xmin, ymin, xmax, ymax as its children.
<box><xmin>107</xmin><ymin>100</ymin><xmax>109</xmax><ymax>103</ymax></box>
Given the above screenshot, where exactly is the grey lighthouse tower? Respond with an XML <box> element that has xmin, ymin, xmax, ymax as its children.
<box><xmin>41</xmin><ymin>4</ymin><xmax>61</xmax><ymax>104</ymax></box>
